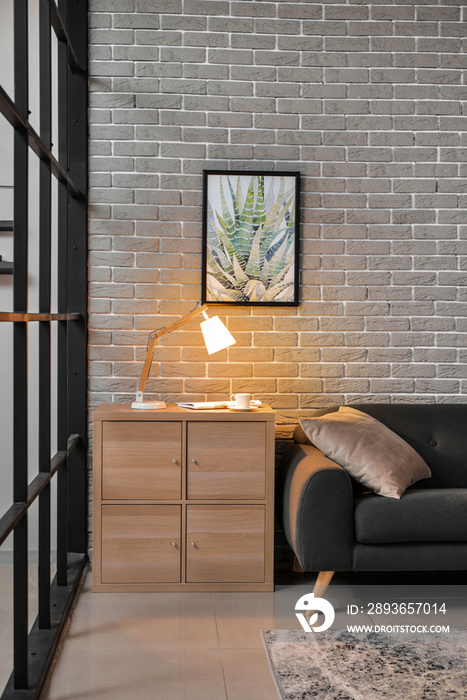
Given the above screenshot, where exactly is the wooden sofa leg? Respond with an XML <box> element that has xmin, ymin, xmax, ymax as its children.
<box><xmin>313</xmin><ymin>571</ymin><xmax>334</xmax><ymax>598</ymax></box>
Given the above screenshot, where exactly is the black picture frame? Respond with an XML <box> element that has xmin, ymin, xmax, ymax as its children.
<box><xmin>202</xmin><ymin>170</ymin><xmax>300</xmax><ymax>306</ymax></box>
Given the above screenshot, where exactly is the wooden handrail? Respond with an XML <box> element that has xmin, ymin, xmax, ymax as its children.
<box><xmin>0</xmin><ymin>312</ymin><xmax>81</xmax><ymax>322</ymax></box>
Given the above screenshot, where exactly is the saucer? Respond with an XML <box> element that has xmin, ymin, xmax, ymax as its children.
<box><xmin>229</xmin><ymin>406</ymin><xmax>258</xmax><ymax>412</ymax></box>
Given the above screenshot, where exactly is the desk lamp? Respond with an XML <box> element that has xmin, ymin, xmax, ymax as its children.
<box><xmin>131</xmin><ymin>303</ymin><xmax>235</xmax><ymax>410</ymax></box>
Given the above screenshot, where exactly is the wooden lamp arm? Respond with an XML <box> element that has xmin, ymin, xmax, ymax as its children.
<box><xmin>137</xmin><ymin>304</ymin><xmax>208</xmax><ymax>394</ymax></box>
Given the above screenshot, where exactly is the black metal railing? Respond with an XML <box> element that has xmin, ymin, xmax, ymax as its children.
<box><xmin>0</xmin><ymin>1</ymin><xmax>87</xmax><ymax>697</ymax></box>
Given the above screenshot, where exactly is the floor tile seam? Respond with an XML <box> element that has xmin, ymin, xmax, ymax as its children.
<box><xmin>211</xmin><ymin>592</ymin><xmax>231</xmax><ymax>699</ymax></box>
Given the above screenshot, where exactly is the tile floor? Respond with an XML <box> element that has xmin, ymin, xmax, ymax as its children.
<box><xmin>39</xmin><ymin>566</ymin><xmax>467</xmax><ymax>700</ymax></box>
<box><xmin>41</xmin><ymin>569</ymin><xmax>279</xmax><ymax>700</ymax></box>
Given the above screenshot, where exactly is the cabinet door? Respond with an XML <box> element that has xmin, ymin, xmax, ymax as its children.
<box><xmin>102</xmin><ymin>421</ymin><xmax>181</xmax><ymax>500</ymax></box>
<box><xmin>101</xmin><ymin>505</ymin><xmax>181</xmax><ymax>583</ymax></box>
<box><xmin>186</xmin><ymin>506</ymin><xmax>265</xmax><ymax>583</ymax></box>
<box><xmin>187</xmin><ymin>422</ymin><xmax>265</xmax><ymax>499</ymax></box>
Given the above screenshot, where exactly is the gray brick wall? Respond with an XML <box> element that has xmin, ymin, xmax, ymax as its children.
<box><xmin>89</xmin><ymin>0</ymin><xmax>467</xmax><ymax>439</ymax></box>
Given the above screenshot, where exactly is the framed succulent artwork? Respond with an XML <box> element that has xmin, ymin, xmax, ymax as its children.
<box><xmin>202</xmin><ymin>170</ymin><xmax>300</xmax><ymax>306</ymax></box>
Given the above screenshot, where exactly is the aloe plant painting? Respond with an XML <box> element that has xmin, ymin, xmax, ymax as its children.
<box><xmin>203</xmin><ymin>171</ymin><xmax>299</xmax><ymax>304</ymax></box>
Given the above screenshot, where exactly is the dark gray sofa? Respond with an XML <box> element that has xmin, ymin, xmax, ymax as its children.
<box><xmin>276</xmin><ymin>404</ymin><xmax>467</xmax><ymax>589</ymax></box>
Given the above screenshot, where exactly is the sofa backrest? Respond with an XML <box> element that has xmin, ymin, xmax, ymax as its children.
<box><xmin>295</xmin><ymin>404</ymin><xmax>467</xmax><ymax>490</ymax></box>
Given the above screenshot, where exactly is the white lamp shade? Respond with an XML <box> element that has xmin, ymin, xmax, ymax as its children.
<box><xmin>200</xmin><ymin>315</ymin><xmax>236</xmax><ymax>355</ymax></box>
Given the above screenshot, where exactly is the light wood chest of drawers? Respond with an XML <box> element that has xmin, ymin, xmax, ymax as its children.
<box><xmin>92</xmin><ymin>403</ymin><xmax>275</xmax><ymax>592</ymax></box>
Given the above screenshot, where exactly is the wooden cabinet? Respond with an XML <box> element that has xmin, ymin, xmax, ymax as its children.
<box><xmin>102</xmin><ymin>422</ymin><xmax>182</xmax><ymax>500</ymax></box>
<box><xmin>186</xmin><ymin>505</ymin><xmax>265</xmax><ymax>584</ymax></box>
<box><xmin>101</xmin><ymin>505</ymin><xmax>181</xmax><ymax>584</ymax></box>
<box><xmin>187</xmin><ymin>422</ymin><xmax>266</xmax><ymax>499</ymax></box>
<box><xmin>93</xmin><ymin>403</ymin><xmax>275</xmax><ymax>592</ymax></box>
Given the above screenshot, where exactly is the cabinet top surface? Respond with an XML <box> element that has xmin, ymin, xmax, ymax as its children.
<box><xmin>94</xmin><ymin>403</ymin><xmax>275</xmax><ymax>422</ymax></box>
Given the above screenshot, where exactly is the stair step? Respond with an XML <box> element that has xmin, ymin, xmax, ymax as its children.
<box><xmin>0</xmin><ymin>261</ymin><xmax>13</xmax><ymax>274</ymax></box>
<box><xmin>0</xmin><ymin>220</ymin><xmax>14</xmax><ymax>232</ymax></box>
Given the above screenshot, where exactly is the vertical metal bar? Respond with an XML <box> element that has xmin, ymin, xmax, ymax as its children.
<box><xmin>13</xmin><ymin>0</ymin><xmax>29</xmax><ymax>688</ymax></box>
<box><xmin>12</xmin><ymin>519</ymin><xmax>28</xmax><ymax>692</ymax></box>
<box><xmin>56</xmin><ymin>0</ymin><xmax>69</xmax><ymax>587</ymax></box>
<box><xmin>38</xmin><ymin>483</ymin><xmax>51</xmax><ymax>630</ymax></box>
<box><xmin>38</xmin><ymin>0</ymin><xmax>53</xmax><ymax>630</ymax></box>
<box><xmin>13</xmin><ymin>0</ymin><xmax>29</xmax><ymax>315</ymax></box>
<box><xmin>66</xmin><ymin>0</ymin><xmax>88</xmax><ymax>555</ymax></box>
<box><xmin>56</xmin><ymin>324</ymin><xmax>68</xmax><ymax>586</ymax></box>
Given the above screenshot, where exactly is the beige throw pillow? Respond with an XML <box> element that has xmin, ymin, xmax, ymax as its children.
<box><xmin>300</xmin><ymin>406</ymin><xmax>431</xmax><ymax>499</ymax></box>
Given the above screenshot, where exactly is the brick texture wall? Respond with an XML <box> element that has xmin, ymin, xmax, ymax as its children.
<box><xmin>88</xmin><ymin>0</ymin><xmax>467</xmax><ymax>439</ymax></box>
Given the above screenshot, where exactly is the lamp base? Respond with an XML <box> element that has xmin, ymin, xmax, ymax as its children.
<box><xmin>131</xmin><ymin>400</ymin><xmax>167</xmax><ymax>410</ymax></box>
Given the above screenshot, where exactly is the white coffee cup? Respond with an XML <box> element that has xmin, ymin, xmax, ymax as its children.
<box><xmin>230</xmin><ymin>393</ymin><xmax>251</xmax><ymax>409</ymax></box>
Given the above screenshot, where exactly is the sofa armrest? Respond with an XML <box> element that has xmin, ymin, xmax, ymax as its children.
<box><xmin>276</xmin><ymin>443</ymin><xmax>355</xmax><ymax>572</ymax></box>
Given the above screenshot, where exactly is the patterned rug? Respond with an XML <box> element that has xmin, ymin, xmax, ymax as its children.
<box><xmin>262</xmin><ymin>628</ymin><xmax>467</xmax><ymax>700</ymax></box>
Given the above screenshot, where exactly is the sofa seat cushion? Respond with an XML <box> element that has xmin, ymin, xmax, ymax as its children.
<box><xmin>355</xmin><ymin>489</ymin><xmax>467</xmax><ymax>544</ymax></box>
